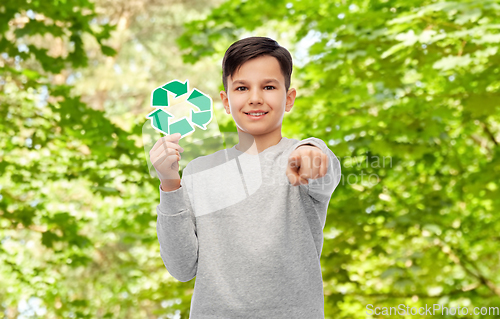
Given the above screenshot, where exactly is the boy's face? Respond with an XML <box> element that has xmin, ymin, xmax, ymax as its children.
<box><xmin>220</xmin><ymin>55</ymin><xmax>296</xmax><ymax>137</ymax></box>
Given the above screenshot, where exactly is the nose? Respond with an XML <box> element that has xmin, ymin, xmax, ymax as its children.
<box><xmin>249</xmin><ymin>89</ymin><xmax>263</xmax><ymax>105</ymax></box>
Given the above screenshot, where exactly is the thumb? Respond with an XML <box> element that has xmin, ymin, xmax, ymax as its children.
<box><xmin>173</xmin><ymin>132</ymin><xmax>181</xmax><ymax>142</ymax></box>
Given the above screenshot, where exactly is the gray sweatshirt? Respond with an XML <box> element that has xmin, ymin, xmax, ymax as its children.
<box><xmin>156</xmin><ymin>136</ymin><xmax>341</xmax><ymax>319</ymax></box>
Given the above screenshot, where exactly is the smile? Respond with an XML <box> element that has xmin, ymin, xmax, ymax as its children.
<box><xmin>244</xmin><ymin>112</ymin><xmax>268</xmax><ymax>119</ymax></box>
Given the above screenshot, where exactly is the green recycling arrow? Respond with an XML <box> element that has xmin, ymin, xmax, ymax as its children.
<box><xmin>190</xmin><ymin>110</ymin><xmax>211</xmax><ymax>129</ymax></box>
<box><xmin>169</xmin><ymin>117</ymin><xmax>195</xmax><ymax>136</ymax></box>
<box><xmin>146</xmin><ymin>79</ymin><xmax>213</xmax><ymax>139</ymax></box>
<box><xmin>162</xmin><ymin>80</ymin><xmax>188</xmax><ymax>98</ymax></box>
<box><xmin>151</xmin><ymin>80</ymin><xmax>189</xmax><ymax>107</ymax></box>
<box><xmin>187</xmin><ymin>89</ymin><xmax>211</xmax><ymax>111</ymax></box>
<box><xmin>187</xmin><ymin>88</ymin><xmax>213</xmax><ymax>130</ymax></box>
<box><xmin>151</xmin><ymin>88</ymin><xmax>169</xmax><ymax>107</ymax></box>
<box><xmin>146</xmin><ymin>109</ymin><xmax>173</xmax><ymax>134</ymax></box>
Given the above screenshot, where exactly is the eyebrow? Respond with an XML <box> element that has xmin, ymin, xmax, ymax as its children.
<box><xmin>232</xmin><ymin>78</ymin><xmax>279</xmax><ymax>85</ymax></box>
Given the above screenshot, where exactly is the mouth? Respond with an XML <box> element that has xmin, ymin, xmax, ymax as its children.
<box><xmin>244</xmin><ymin>112</ymin><xmax>268</xmax><ymax>119</ymax></box>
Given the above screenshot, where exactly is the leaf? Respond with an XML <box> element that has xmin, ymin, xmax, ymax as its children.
<box><xmin>423</xmin><ymin>224</ymin><xmax>442</xmax><ymax>236</ymax></box>
<box><xmin>100</xmin><ymin>45</ymin><xmax>117</xmax><ymax>56</ymax></box>
<box><xmin>432</xmin><ymin>54</ymin><xmax>473</xmax><ymax>71</ymax></box>
<box><xmin>455</xmin><ymin>8</ymin><xmax>482</xmax><ymax>25</ymax></box>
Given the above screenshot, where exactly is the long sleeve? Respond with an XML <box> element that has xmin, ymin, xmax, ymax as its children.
<box><xmin>156</xmin><ymin>162</ymin><xmax>198</xmax><ymax>282</ymax></box>
<box><xmin>293</xmin><ymin>137</ymin><xmax>342</xmax><ymax>203</ymax></box>
<box><xmin>292</xmin><ymin>137</ymin><xmax>342</xmax><ymax>259</ymax></box>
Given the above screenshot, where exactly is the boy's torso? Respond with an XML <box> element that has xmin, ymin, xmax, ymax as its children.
<box><xmin>182</xmin><ymin>137</ymin><xmax>327</xmax><ymax>318</ymax></box>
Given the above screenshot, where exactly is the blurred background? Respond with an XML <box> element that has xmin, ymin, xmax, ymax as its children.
<box><xmin>1</xmin><ymin>0</ymin><xmax>499</xmax><ymax>318</ymax></box>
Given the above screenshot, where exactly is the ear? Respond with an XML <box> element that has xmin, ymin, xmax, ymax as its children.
<box><xmin>220</xmin><ymin>90</ymin><xmax>230</xmax><ymax>114</ymax></box>
<box><xmin>285</xmin><ymin>88</ymin><xmax>296</xmax><ymax>112</ymax></box>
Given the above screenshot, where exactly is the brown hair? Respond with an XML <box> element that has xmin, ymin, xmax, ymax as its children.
<box><xmin>222</xmin><ymin>36</ymin><xmax>293</xmax><ymax>92</ymax></box>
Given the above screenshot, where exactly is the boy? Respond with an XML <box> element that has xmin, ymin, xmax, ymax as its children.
<box><xmin>152</xmin><ymin>36</ymin><xmax>341</xmax><ymax>318</ymax></box>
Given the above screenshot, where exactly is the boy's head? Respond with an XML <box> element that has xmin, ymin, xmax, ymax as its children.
<box><xmin>220</xmin><ymin>37</ymin><xmax>297</xmax><ymax>137</ymax></box>
<box><xmin>221</xmin><ymin>37</ymin><xmax>293</xmax><ymax>93</ymax></box>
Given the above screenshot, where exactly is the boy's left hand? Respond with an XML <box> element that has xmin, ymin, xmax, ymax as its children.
<box><xmin>286</xmin><ymin>145</ymin><xmax>329</xmax><ymax>186</ymax></box>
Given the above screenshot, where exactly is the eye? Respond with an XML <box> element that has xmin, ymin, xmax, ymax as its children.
<box><xmin>236</xmin><ymin>86</ymin><xmax>247</xmax><ymax>91</ymax></box>
<box><xmin>264</xmin><ymin>86</ymin><xmax>275</xmax><ymax>90</ymax></box>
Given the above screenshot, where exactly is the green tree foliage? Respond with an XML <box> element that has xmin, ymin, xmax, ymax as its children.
<box><xmin>0</xmin><ymin>0</ymin><xmax>211</xmax><ymax>317</ymax></box>
<box><xmin>178</xmin><ymin>0</ymin><xmax>500</xmax><ymax>318</ymax></box>
<box><xmin>1</xmin><ymin>0</ymin><xmax>233</xmax><ymax>315</ymax></box>
<box><xmin>2</xmin><ymin>0</ymin><xmax>500</xmax><ymax>318</ymax></box>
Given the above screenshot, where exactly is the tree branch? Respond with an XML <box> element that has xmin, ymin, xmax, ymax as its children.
<box><xmin>480</xmin><ymin>121</ymin><xmax>498</xmax><ymax>146</ymax></box>
<box><xmin>434</xmin><ymin>238</ymin><xmax>500</xmax><ymax>298</ymax></box>
<box><xmin>458</xmin><ymin>40</ymin><xmax>467</xmax><ymax>57</ymax></box>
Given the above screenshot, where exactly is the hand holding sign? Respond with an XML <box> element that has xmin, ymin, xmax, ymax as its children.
<box><xmin>149</xmin><ymin>133</ymin><xmax>185</xmax><ymax>191</ymax></box>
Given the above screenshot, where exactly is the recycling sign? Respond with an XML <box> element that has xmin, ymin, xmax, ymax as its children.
<box><xmin>145</xmin><ymin>79</ymin><xmax>213</xmax><ymax>138</ymax></box>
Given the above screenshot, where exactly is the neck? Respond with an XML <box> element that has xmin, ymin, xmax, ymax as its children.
<box><xmin>235</xmin><ymin>129</ymin><xmax>283</xmax><ymax>155</ymax></box>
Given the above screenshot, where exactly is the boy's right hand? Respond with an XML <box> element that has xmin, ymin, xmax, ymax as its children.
<box><xmin>150</xmin><ymin>133</ymin><xmax>184</xmax><ymax>190</ymax></box>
